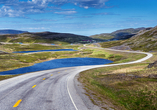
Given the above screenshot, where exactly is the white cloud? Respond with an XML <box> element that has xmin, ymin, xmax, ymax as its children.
<box><xmin>84</xmin><ymin>6</ymin><xmax>89</xmax><ymax>9</ymax></box>
<box><xmin>0</xmin><ymin>6</ymin><xmax>21</xmax><ymax>17</ymax></box>
<box><xmin>0</xmin><ymin>0</ymin><xmax>109</xmax><ymax>17</ymax></box>
<box><xmin>55</xmin><ymin>11</ymin><xmax>77</xmax><ymax>15</ymax></box>
<box><xmin>73</xmin><ymin>0</ymin><xmax>108</xmax><ymax>8</ymax></box>
<box><xmin>0</xmin><ymin>0</ymin><xmax>18</xmax><ymax>4</ymax></box>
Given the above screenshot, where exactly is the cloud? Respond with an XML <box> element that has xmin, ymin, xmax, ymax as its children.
<box><xmin>0</xmin><ymin>0</ymin><xmax>18</xmax><ymax>4</ymax></box>
<box><xmin>29</xmin><ymin>0</ymin><xmax>109</xmax><ymax>8</ymax></box>
<box><xmin>0</xmin><ymin>0</ymin><xmax>48</xmax><ymax>17</ymax></box>
<box><xmin>33</xmin><ymin>18</ymin><xmax>58</xmax><ymax>22</ymax></box>
<box><xmin>0</xmin><ymin>0</ymin><xmax>110</xmax><ymax>17</ymax></box>
<box><xmin>92</xmin><ymin>12</ymin><xmax>120</xmax><ymax>16</ymax></box>
<box><xmin>73</xmin><ymin>0</ymin><xmax>109</xmax><ymax>8</ymax></box>
<box><xmin>55</xmin><ymin>11</ymin><xmax>77</xmax><ymax>15</ymax></box>
<box><xmin>0</xmin><ymin>6</ymin><xmax>22</xmax><ymax>17</ymax></box>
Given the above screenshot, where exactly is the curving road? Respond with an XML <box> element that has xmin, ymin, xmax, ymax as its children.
<box><xmin>0</xmin><ymin>48</ymin><xmax>153</xmax><ymax>110</ymax></box>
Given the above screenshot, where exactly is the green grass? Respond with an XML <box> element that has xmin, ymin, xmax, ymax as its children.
<box><xmin>0</xmin><ymin>52</ymin><xmax>55</xmax><ymax>71</ymax></box>
<box><xmin>100</xmin><ymin>40</ymin><xmax>127</xmax><ymax>48</ymax></box>
<box><xmin>1</xmin><ymin>43</ymin><xmax>156</xmax><ymax>109</ymax></box>
<box><xmin>0</xmin><ymin>43</ymin><xmax>81</xmax><ymax>72</ymax></box>
<box><xmin>0</xmin><ymin>74</ymin><xmax>22</xmax><ymax>81</ymax></box>
<box><xmin>99</xmin><ymin>26</ymin><xmax>157</xmax><ymax>52</ymax></box>
<box><xmin>0</xmin><ymin>44</ymin><xmax>140</xmax><ymax>73</ymax></box>
<box><xmin>91</xmin><ymin>35</ymin><xmax>114</xmax><ymax>40</ymax></box>
<box><xmin>79</xmin><ymin>55</ymin><xmax>157</xmax><ymax>110</ymax></box>
<box><xmin>2</xmin><ymin>44</ymin><xmax>63</xmax><ymax>52</ymax></box>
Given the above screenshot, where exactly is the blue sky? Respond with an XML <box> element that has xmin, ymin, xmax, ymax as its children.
<box><xmin>0</xmin><ymin>0</ymin><xmax>157</xmax><ymax>36</ymax></box>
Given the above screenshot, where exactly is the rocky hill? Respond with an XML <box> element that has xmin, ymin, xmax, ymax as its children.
<box><xmin>91</xmin><ymin>27</ymin><xmax>149</xmax><ymax>40</ymax></box>
<box><xmin>0</xmin><ymin>31</ymin><xmax>104</xmax><ymax>44</ymax></box>
<box><xmin>124</xmin><ymin>26</ymin><xmax>157</xmax><ymax>51</ymax></box>
<box><xmin>100</xmin><ymin>26</ymin><xmax>157</xmax><ymax>52</ymax></box>
<box><xmin>0</xmin><ymin>29</ymin><xmax>27</xmax><ymax>35</ymax></box>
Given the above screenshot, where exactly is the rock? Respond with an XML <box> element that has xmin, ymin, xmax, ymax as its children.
<box><xmin>127</xmin><ymin>74</ymin><xmax>141</xmax><ymax>78</ymax></box>
<box><xmin>147</xmin><ymin>61</ymin><xmax>157</xmax><ymax>68</ymax></box>
<box><xmin>0</xmin><ymin>51</ymin><xmax>9</xmax><ymax>54</ymax></box>
<box><xmin>110</xmin><ymin>45</ymin><xmax>132</xmax><ymax>50</ymax></box>
<box><xmin>127</xmin><ymin>74</ymin><xmax>134</xmax><ymax>77</ymax></box>
<box><xmin>148</xmin><ymin>74</ymin><xmax>157</xmax><ymax>78</ymax></box>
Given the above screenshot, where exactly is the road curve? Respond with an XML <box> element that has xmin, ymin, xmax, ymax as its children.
<box><xmin>0</xmin><ymin>48</ymin><xmax>153</xmax><ymax>110</ymax></box>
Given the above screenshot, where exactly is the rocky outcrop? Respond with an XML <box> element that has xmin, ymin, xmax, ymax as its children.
<box><xmin>148</xmin><ymin>74</ymin><xmax>157</xmax><ymax>78</ymax></box>
<box><xmin>0</xmin><ymin>51</ymin><xmax>9</xmax><ymax>54</ymax></box>
<box><xmin>147</xmin><ymin>61</ymin><xmax>157</xmax><ymax>68</ymax></box>
<box><xmin>110</xmin><ymin>45</ymin><xmax>132</xmax><ymax>50</ymax></box>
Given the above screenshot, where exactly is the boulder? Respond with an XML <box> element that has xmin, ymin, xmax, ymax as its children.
<box><xmin>0</xmin><ymin>51</ymin><xmax>8</xmax><ymax>54</ymax></box>
<box><xmin>147</xmin><ymin>61</ymin><xmax>157</xmax><ymax>68</ymax></box>
<box><xmin>148</xmin><ymin>74</ymin><xmax>157</xmax><ymax>79</ymax></box>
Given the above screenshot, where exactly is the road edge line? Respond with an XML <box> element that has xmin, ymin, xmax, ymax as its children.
<box><xmin>67</xmin><ymin>75</ymin><xmax>79</xmax><ymax>110</ymax></box>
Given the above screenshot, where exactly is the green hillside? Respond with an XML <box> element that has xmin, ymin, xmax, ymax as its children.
<box><xmin>90</xmin><ymin>34</ymin><xmax>114</xmax><ymax>40</ymax></box>
<box><xmin>0</xmin><ymin>32</ymin><xmax>103</xmax><ymax>44</ymax></box>
<box><xmin>100</xmin><ymin>26</ymin><xmax>157</xmax><ymax>52</ymax></box>
<box><xmin>91</xmin><ymin>27</ymin><xmax>147</xmax><ymax>40</ymax></box>
<box><xmin>125</xmin><ymin>26</ymin><xmax>157</xmax><ymax>51</ymax></box>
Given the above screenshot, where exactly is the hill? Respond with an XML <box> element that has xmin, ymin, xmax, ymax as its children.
<box><xmin>100</xmin><ymin>26</ymin><xmax>157</xmax><ymax>52</ymax></box>
<box><xmin>0</xmin><ymin>31</ymin><xmax>104</xmax><ymax>44</ymax></box>
<box><xmin>124</xmin><ymin>26</ymin><xmax>157</xmax><ymax>51</ymax></box>
<box><xmin>0</xmin><ymin>29</ymin><xmax>27</xmax><ymax>35</ymax></box>
<box><xmin>90</xmin><ymin>27</ymin><xmax>149</xmax><ymax>40</ymax></box>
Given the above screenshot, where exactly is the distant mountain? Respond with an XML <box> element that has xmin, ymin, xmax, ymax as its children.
<box><xmin>90</xmin><ymin>27</ymin><xmax>150</xmax><ymax>40</ymax></box>
<box><xmin>0</xmin><ymin>31</ymin><xmax>104</xmax><ymax>44</ymax></box>
<box><xmin>0</xmin><ymin>29</ymin><xmax>28</xmax><ymax>35</ymax></box>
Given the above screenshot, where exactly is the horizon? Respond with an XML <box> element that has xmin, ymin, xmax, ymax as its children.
<box><xmin>0</xmin><ymin>26</ymin><xmax>154</xmax><ymax>37</ymax></box>
<box><xmin>0</xmin><ymin>0</ymin><xmax>157</xmax><ymax>36</ymax></box>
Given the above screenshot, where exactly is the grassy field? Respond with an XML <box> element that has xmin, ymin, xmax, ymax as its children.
<box><xmin>0</xmin><ymin>44</ymin><xmax>134</xmax><ymax>81</ymax></box>
<box><xmin>79</xmin><ymin>52</ymin><xmax>157</xmax><ymax>110</ymax></box>
<box><xmin>0</xmin><ymin>44</ymin><xmax>66</xmax><ymax>52</ymax></box>
<box><xmin>100</xmin><ymin>40</ymin><xmax>127</xmax><ymax>48</ymax></box>
<box><xmin>0</xmin><ymin>44</ymin><xmax>131</xmax><ymax>73</ymax></box>
<box><xmin>90</xmin><ymin>34</ymin><xmax>114</xmax><ymax>40</ymax></box>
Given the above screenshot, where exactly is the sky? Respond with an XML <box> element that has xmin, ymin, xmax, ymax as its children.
<box><xmin>0</xmin><ymin>0</ymin><xmax>157</xmax><ymax>36</ymax></box>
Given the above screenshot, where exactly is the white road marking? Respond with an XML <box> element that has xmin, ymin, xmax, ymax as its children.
<box><xmin>67</xmin><ymin>75</ymin><xmax>78</xmax><ymax>110</ymax></box>
<box><xmin>66</xmin><ymin>47</ymin><xmax>153</xmax><ymax>110</ymax></box>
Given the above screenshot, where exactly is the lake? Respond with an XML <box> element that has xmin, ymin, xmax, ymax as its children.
<box><xmin>0</xmin><ymin>57</ymin><xmax>113</xmax><ymax>75</ymax></box>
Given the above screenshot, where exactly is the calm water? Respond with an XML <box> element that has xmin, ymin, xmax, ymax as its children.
<box><xmin>13</xmin><ymin>49</ymin><xmax>76</xmax><ymax>53</ymax></box>
<box><xmin>0</xmin><ymin>58</ymin><xmax>113</xmax><ymax>75</ymax></box>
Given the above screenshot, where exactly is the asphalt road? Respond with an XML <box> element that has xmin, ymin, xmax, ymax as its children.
<box><xmin>0</xmin><ymin>48</ymin><xmax>153</xmax><ymax>110</ymax></box>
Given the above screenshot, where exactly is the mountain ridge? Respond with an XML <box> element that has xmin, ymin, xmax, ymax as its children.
<box><xmin>100</xmin><ymin>26</ymin><xmax>157</xmax><ymax>52</ymax></box>
<box><xmin>0</xmin><ymin>31</ymin><xmax>104</xmax><ymax>44</ymax></box>
<box><xmin>90</xmin><ymin>27</ymin><xmax>152</xmax><ymax>40</ymax></box>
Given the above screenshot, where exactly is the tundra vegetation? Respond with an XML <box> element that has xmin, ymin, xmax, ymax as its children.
<box><xmin>0</xmin><ymin>43</ymin><xmax>153</xmax><ymax>110</ymax></box>
<box><xmin>0</xmin><ymin>43</ymin><xmax>140</xmax><ymax>81</ymax></box>
<box><xmin>79</xmin><ymin>53</ymin><xmax>157</xmax><ymax>109</ymax></box>
<box><xmin>79</xmin><ymin>26</ymin><xmax>157</xmax><ymax>109</ymax></box>
<box><xmin>1</xmin><ymin>26</ymin><xmax>157</xmax><ymax>109</ymax></box>
<box><xmin>0</xmin><ymin>31</ymin><xmax>103</xmax><ymax>44</ymax></box>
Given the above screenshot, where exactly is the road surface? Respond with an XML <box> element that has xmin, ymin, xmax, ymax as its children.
<box><xmin>0</xmin><ymin>48</ymin><xmax>153</xmax><ymax>110</ymax></box>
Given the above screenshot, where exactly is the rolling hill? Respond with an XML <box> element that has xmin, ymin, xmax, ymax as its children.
<box><xmin>91</xmin><ymin>27</ymin><xmax>150</xmax><ymax>40</ymax></box>
<box><xmin>0</xmin><ymin>31</ymin><xmax>104</xmax><ymax>44</ymax></box>
<box><xmin>100</xmin><ymin>26</ymin><xmax>157</xmax><ymax>52</ymax></box>
<box><xmin>124</xmin><ymin>26</ymin><xmax>157</xmax><ymax>51</ymax></box>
